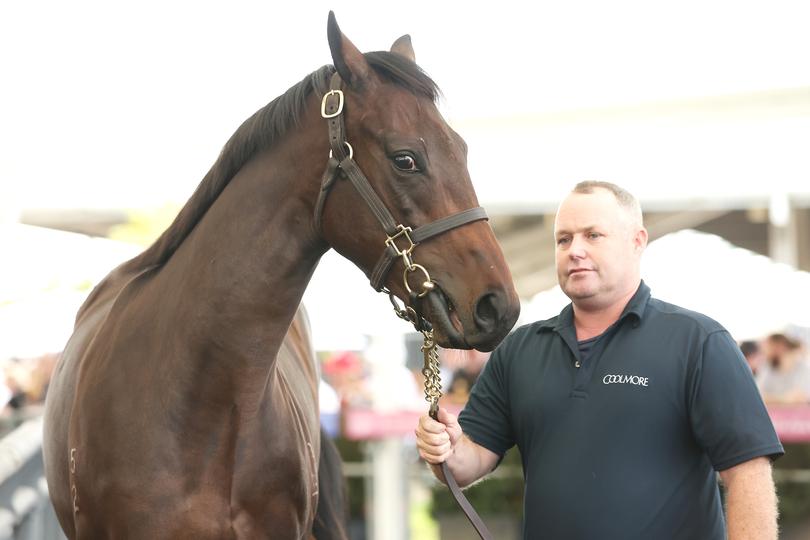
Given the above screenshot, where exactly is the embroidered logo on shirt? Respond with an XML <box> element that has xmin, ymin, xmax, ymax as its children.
<box><xmin>602</xmin><ymin>374</ymin><xmax>649</xmax><ymax>387</ymax></box>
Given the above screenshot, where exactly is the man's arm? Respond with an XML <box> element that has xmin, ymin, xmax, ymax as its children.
<box><xmin>415</xmin><ymin>407</ymin><xmax>500</xmax><ymax>488</ymax></box>
<box><xmin>719</xmin><ymin>456</ymin><xmax>779</xmax><ymax>540</ymax></box>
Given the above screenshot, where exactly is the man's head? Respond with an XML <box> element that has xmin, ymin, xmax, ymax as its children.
<box><xmin>740</xmin><ymin>340</ymin><xmax>763</xmax><ymax>373</ymax></box>
<box><xmin>554</xmin><ymin>181</ymin><xmax>648</xmax><ymax>311</ymax></box>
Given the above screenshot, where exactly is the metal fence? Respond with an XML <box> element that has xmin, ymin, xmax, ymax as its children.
<box><xmin>0</xmin><ymin>417</ymin><xmax>65</xmax><ymax>540</ymax></box>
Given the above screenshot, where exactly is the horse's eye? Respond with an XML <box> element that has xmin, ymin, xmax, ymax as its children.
<box><xmin>392</xmin><ymin>154</ymin><xmax>419</xmax><ymax>172</ymax></box>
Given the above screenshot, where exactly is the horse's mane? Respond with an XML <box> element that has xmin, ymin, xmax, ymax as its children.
<box><xmin>121</xmin><ymin>51</ymin><xmax>439</xmax><ymax>274</ymax></box>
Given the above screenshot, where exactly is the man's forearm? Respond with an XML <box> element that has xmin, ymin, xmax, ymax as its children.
<box><xmin>722</xmin><ymin>457</ymin><xmax>779</xmax><ymax>540</ymax></box>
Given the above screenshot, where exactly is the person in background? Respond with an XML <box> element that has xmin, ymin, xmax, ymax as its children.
<box><xmin>415</xmin><ymin>181</ymin><xmax>782</xmax><ymax>540</ymax></box>
<box><xmin>757</xmin><ymin>333</ymin><xmax>810</xmax><ymax>404</ymax></box>
<box><xmin>322</xmin><ymin>351</ymin><xmax>371</xmax><ymax>408</ymax></box>
<box><xmin>740</xmin><ymin>340</ymin><xmax>764</xmax><ymax>376</ymax></box>
<box><xmin>440</xmin><ymin>369</ymin><xmax>477</xmax><ymax>407</ymax></box>
<box><xmin>319</xmin><ymin>377</ymin><xmax>341</xmax><ymax>438</ymax></box>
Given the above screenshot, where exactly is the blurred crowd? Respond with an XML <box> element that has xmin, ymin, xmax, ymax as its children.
<box><xmin>2</xmin><ymin>329</ymin><xmax>807</xmax><ymax>439</ymax></box>
<box><xmin>741</xmin><ymin>332</ymin><xmax>810</xmax><ymax>405</ymax></box>
<box><xmin>0</xmin><ymin>352</ymin><xmax>58</xmax><ymax>432</ymax></box>
<box><xmin>317</xmin><ymin>344</ymin><xmax>491</xmax><ymax>436</ymax></box>
<box><xmin>317</xmin><ymin>328</ymin><xmax>810</xmax><ymax>438</ymax></box>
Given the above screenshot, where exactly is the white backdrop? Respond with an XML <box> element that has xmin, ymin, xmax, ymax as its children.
<box><xmin>2</xmin><ymin>1</ymin><xmax>809</xmax><ymax>213</ymax></box>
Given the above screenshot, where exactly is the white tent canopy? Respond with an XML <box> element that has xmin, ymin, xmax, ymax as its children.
<box><xmin>0</xmin><ymin>223</ymin><xmax>406</xmax><ymax>358</ymax></box>
<box><xmin>0</xmin><ymin>223</ymin><xmax>141</xmax><ymax>359</ymax></box>
<box><xmin>303</xmin><ymin>250</ymin><xmax>411</xmax><ymax>351</ymax></box>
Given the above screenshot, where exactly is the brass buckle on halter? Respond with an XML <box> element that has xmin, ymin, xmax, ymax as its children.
<box><xmin>385</xmin><ymin>225</ymin><xmax>416</xmax><ymax>260</ymax></box>
<box><xmin>321</xmin><ymin>89</ymin><xmax>345</xmax><ymax>118</ymax></box>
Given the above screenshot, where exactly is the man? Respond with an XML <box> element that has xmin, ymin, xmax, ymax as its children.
<box><xmin>757</xmin><ymin>333</ymin><xmax>810</xmax><ymax>404</ymax></box>
<box><xmin>416</xmin><ymin>181</ymin><xmax>783</xmax><ymax>539</ymax></box>
<box><xmin>739</xmin><ymin>340</ymin><xmax>763</xmax><ymax>375</ymax></box>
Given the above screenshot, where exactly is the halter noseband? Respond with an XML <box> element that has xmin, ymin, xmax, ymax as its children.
<box><xmin>313</xmin><ymin>72</ymin><xmax>488</xmax><ymax>308</ymax></box>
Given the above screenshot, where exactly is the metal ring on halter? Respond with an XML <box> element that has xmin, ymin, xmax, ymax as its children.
<box><xmin>329</xmin><ymin>141</ymin><xmax>353</xmax><ymax>160</ymax></box>
<box><xmin>404</xmin><ymin>264</ymin><xmax>434</xmax><ymax>298</ymax></box>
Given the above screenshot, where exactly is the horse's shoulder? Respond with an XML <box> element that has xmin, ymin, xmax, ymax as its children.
<box><xmin>64</xmin><ymin>265</ymin><xmax>159</xmax><ymax>380</ymax></box>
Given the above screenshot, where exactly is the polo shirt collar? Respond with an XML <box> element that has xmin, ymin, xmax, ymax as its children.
<box><xmin>536</xmin><ymin>280</ymin><xmax>651</xmax><ymax>333</ymax></box>
<box><xmin>622</xmin><ymin>280</ymin><xmax>651</xmax><ymax>323</ymax></box>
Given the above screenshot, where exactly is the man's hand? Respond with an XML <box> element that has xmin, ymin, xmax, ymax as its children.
<box><xmin>415</xmin><ymin>407</ymin><xmax>462</xmax><ymax>464</ymax></box>
<box><xmin>414</xmin><ymin>407</ymin><xmax>499</xmax><ymax>487</ymax></box>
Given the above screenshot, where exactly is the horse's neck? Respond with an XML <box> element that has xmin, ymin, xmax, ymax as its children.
<box><xmin>161</xmin><ymin>122</ymin><xmax>328</xmax><ymax>403</ymax></box>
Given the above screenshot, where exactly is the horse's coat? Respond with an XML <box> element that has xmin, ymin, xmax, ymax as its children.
<box><xmin>43</xmin><ymin>13</ymin><xmax>519</xmax><ymax>539</ymax></box>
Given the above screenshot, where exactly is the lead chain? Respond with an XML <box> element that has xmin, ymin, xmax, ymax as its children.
<box><xmin>421</xmin><ymin>329</ymin><xmax>442</xmax><ymax>419</ymax></box>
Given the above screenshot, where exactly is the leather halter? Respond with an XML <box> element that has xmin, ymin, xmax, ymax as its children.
<box><xmin>314</xmin><ymin>72</ymin><xmax>494</xmax><ymax>540</ymax></box>
<box><xmin>314</xmin><ymin>72</ymin><xmax>488</xmax><ymax>293</ymax></box>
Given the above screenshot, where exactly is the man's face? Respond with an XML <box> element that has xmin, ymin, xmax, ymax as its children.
<box><xmin>554</xmin><ymin>189</ymin><xmax>645</xmax><ymax>309</ymax></box>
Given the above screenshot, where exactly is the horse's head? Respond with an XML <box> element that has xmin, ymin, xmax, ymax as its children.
<box><xmin>317</xmin><ymin>13</ymin><xmax>519</xmax><ymax>351</ymax></box>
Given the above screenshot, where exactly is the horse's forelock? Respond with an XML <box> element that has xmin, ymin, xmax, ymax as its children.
<box><xmin>365</xmin><ymin>51</ymin><xmax>441</xmax><ymax>102</ymax></box>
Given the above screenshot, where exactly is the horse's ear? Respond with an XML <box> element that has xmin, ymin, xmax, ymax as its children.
<box><xmin>390</xmin><ymin>35</ymin><xmax>416</xmax><ymax>63</ymax></box>
<box><xmin>327</xmin><ymin>11</ymin><xmax>370</xmax><ymax>86</ymax></box>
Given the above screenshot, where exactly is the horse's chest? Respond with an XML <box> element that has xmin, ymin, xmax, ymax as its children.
<box><xmin>70</xmin><ymin>383</ymin><xmax>321</xmax><ymax>539</ymax></box>
<box><xmin>226</xmin><ymin>367</ymin><xmax>321</xmax><ymax>533</ymax></box>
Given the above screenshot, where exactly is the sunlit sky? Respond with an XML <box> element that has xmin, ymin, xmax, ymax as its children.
<box><xmin>2</xmin><ymin>0</ymin><xmax>810</xmax><ymax>212</ymax></box>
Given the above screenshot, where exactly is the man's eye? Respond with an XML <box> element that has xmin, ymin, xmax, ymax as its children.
<box><xmin>588</xmin><ymin>232</ymin><xmax>602</xmax><ymax>239</ymax></box>
<box><xmin>392</xmin><ymin>154</ymin><xmax>419</xmax><ymax>172</ymax></box>
<box><xmin>557</xmin><ymin>237</ymin><xmax>570</xmax><ymax>245</ymax></box>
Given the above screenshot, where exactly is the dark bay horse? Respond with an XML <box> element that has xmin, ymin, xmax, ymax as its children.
<box><xmin>43</xmin><ymin>12</ymin><xmax>520</xmax><ymax>539</ymax></box>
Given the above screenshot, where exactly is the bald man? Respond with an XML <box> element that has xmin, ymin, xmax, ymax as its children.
<box><xmin>416</xmin><ymin>181</ymin><xmax>782</xmax><ymax>540</ymax></box>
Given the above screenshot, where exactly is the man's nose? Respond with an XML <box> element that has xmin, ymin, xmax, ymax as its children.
<box><xmin>568</xmin><ymin>235</ymin><xmax>587</xmax><ymax>258</ymax></box>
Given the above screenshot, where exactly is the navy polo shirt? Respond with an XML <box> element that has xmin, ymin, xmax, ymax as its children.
<box><xmin>459</xmin><ymin>281</ymin><xmax>783</xmax><ymax>540</ymax></box>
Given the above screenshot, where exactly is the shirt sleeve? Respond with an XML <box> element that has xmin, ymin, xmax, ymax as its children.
<box><xmin>458</xmin><ymin>339</ymin><xmax>516</xmax><ymax>460</ymax></box>
<box><xmin>689</xmin><ymin>330</ymin><xmax>784</xmax><ymax>471</ymax></box>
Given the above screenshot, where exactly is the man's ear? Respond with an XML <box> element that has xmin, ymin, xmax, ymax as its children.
<box><xmin>634</xmin><ymin>227</ymin><xmax>649</xmax><ymax>252</ymax></box>
<box><xmin>327</xmin><ymin>11</ymin><xmax>370</xmax><ymax>87</ymax></box>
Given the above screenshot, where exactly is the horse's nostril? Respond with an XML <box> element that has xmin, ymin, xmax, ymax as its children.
<box><xmin>474</xmin><ymin>292</ymin><xmax>502</xmax><ymax>334</ymax></box>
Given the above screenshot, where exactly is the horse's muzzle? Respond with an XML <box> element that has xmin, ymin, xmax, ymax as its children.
<box><xmin>422</xmin><ymin>284</ymin><xmax>519</xmax><ymax>352</ymax></box>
